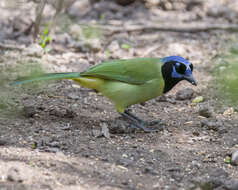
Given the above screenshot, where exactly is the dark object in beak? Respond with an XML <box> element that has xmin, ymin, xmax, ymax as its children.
<box><xmin>183</xmin><ymin>74</ymin><xmax>197</xmax><ymax>86</ymax></box>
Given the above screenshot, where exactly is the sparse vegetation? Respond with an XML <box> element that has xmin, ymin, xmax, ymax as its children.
<box><xmin>39</xmin><ymin>24</ymin><xmax>51</xmax><ymax>51</ymax></box>
<box><xmin>213</xmin><ymin>42</ymin><xmax>238</xmax><ymax>105</ymax></box>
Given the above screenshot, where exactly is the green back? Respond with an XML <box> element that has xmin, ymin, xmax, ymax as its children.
<box><xmin>81</xmin><ymin>58</ymin><xmax>163</xmax><ymax>84</ymax></box>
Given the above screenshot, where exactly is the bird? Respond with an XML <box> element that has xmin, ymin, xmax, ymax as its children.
<box><xmin>12</xmin><ymin>56</ymin><xmax>197</xmax><ymax>132</ymax></box>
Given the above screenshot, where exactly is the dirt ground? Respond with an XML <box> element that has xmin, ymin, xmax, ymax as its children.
<box><xmin>1</xmin><ymin>0</ymin><xmax>238</xmax><ymax>189</ymax></box>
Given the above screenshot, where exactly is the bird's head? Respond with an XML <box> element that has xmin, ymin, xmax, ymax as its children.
<box><xmin>161</xmin><ymin>56</ymin><xmax>197</xmax><ymax>93</ymax></box>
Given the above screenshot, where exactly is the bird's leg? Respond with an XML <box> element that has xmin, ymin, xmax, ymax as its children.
<box><xmin>124</xmin><ymin>110</ymin><xmax>161</xmax><ymax>126</ymax></box>
<box><xmin>121</xmin><ymin>110</ymin><xmax>159</xmax><ymax>133</ymax></box>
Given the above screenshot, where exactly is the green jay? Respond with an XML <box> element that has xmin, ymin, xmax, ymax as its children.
<box><xmin>12</xmin><ymin>56</ymin><xmax>197</xmax><ymax>132</ymax></box>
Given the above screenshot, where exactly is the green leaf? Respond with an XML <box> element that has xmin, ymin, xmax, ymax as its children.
<box><xmin>225</xmin><ymin>156</ymin><xmax>231</xmax><ymax>164</ymax></box>
<box><xmin>192</xmin><ymin>96</ymin><xmax>204</xmax><ymax>104</ymax></box>
<box><xmin>121</xmin><ymin>43</ymin><xmax>131</xmax><ymax>50</ymax></box>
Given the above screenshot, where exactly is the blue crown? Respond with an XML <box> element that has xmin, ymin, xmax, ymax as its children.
<box><xmin>162</xmin><ymin>56</ymin><xmax>190</xmax><ymax>66</ymax></box>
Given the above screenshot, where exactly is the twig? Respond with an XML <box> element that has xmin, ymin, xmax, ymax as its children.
<box><xmin>0</xmin><ymin>43</ymin><xmax>25</xmax><ymax>51</ymax></box>
<box><xmin>99</xmin><ymin>23</ymin><xmax>238</xmax><ymax>35</ymax></box>
<box><xmin>49</xmin><ymin>0</ymin><xmax>64</xmax><ymax>37</ymax></box>
<box><xmin>33</xmin><ymin>0</ymin><xmax>47</xmax><ymax>40</ymax></box>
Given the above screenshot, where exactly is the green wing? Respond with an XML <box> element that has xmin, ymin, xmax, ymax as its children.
<box><xmin>81</xmin><ymin>58</ymin><xmax>163</xmax><ymax>85</ymax></box>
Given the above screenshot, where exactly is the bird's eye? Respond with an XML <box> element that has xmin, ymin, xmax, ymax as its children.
<box><xmin>175</xmin><ymin>63</ymin><xmax>186</xmax><ymax>74</ymax></box>
<box><xmin>190</xmin><ymin>64</ymin><xmax>193</xmax><ymax>71</ymax></box>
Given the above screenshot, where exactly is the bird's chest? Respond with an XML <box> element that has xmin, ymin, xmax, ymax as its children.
<box><xmin>140</xmin><ymin>79</ymin><xmax>164</xmax><ymax>101</ymax></box>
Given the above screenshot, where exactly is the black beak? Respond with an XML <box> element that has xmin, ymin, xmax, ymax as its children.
<box><xmin>183</xmin><ymin>74</ymin><xmax>197</xmax><ymax>86</ymax></box>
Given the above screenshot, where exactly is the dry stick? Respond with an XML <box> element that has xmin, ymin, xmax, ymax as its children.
<box><xmin>99</xmin><ymin>23</ymin><xmax>238</xmax><ymax>35</ymax></box>
<box><xmin>50</xmin><ymin>0</ymin><xmax>64</xmax><ymax>35</ymax></box>
<box><xmin>0</xmin><ymin>43</ymin><xmax>25</xmax><ymax>51</ymax></box>
<box><xmin>33</xmin><ymin>0</ymin><xmax>47</xmax><ymax>41</ymax></box>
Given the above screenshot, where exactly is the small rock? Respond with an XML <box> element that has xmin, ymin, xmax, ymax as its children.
<box><xmin>53</xmin><ymin>33</ymin><xmax>72</xmax><ymax>45</ymax></box>
<box><xmin>44</xmin><ymin>147</ymin><xmax>60</xmax><ymax>153</ymax></box>
<box><xmin>108</xmin><ymin>119</ymin><xmax>132</xmax><ymax>134</ymax></box>
<box><xmin>71</xmin><ymin>40</ymin><xmax>102</xmax><ymax>53</ymax></box>
<box><xmin>47</xmin><ymin>141</ymin><xmax>60</xmax><ymax>148</ymax></box>
<box><xmin>85</xmin><ymin>39</ymin><xmax>102</xmax><ymax>53</ymax></box>
<box><xmin>7</xmin><ymin>167</ymin><xmax>23</xmax><ymax>182</ymax></box>
<box><xmin>210</xmin><ymin>168</ymin><xmax>228</xmax><ymax>178</ymax></box>
<box><xmin>23</xmin><ymin>106</ymin><xmax>36</xmax><ymax>118</ymax></box>
<box><xmin>107</xmin><ymin>40</ymin><xmax>120</xmax><ymax>52</ymax></box>
<box><xmin>167</xmin><ymin>98</ymin><xmax>176</xmax><ymax>104</ymax></box>
<box><xmin>231</xmin><ymin>150</ymin><xmax>238</xmax><ymax>166</ymax></box>
<box><xmin>0</xmin><ymin>139</ymin><xmax>9</xmax><ymax>146</ymax></box>
<box><xmin>207</xmin><ymin>5</ymin><xmax>237</xmax><ymax>22</ymax></box>
<box><xmin>223</xmin><ymin>107</ymin><xmax>234</xmax><ymax>116</ymax></box>
<box><xmin>24</xmin><ymin>44</ymin><xmax>44</xmax><ymax>57</ymax></box>
<box><xmin>218</xmin><ymin>126</ymin><xmax>228</xmax><ymax>134</ymax></box>
<box><xmin>115</xmin><ymin>0</ymin><xmax>136</xmax><ymax>6</ymax></box>
<box><xmin>143</xmin><ymin>167</ymin><xmax>159</xmax><ymax>176</ymax></box>
<box><xmin>101</xmin><ymin>123</ymin><xmax>110</xmax><ymax>138</ymax></box>
<box><xmin>61</xmin><ymin>123</ymin><xmax>73</xmax><ymax>130</ymax></box>
<box><xmin>49</xmin><ymin>109</ymin><xmax>64</xmax><ymax>117</ymax></box>
<box><xmin>198</xmin><ymin>105</ymin><xmax>213</xmax><ymax>118</ymax></box>
<box><xmin>157</xmin><ymin>95</ymin><xmax>176</xmax><ymax>104</ymax></box>
<box><xmin>176</xmin><ymin>88</ymin><xmax>194</xmax><ymax>100</ymax></box>
<box><xmin>201</xmin><ymin>119</ymin><xmax>222</xmax><ymax>131</ymax></box>
<box><xmin>92</xmin><ymin>129</ymin><xmax>102</xmax><ymax>138</ymax></box>
<box><xmin>67</xmin><ymin>0</ymin><xmax>90</xmax><ymax>17</ymax></box>
<box><xmin>224</xmin><ymin>180</ymin><xmax>238</xmax><ymax>190</ymax></box>
<box><xmin>70</xmin><ymin>41</ymin><xmax>90</xmax><ymax>53</ymax></box>
<box><xmin>116</xmin><ymin>158</ymin><xmax>132</xmax><ymax>167</ymax></box>
<box><xmin>157</xmin><ymin>95</ymin><xmax>167</xmax><ymax>102</ymax></box>
<box><xmin>191</xmin><ymin>160</ymin><xmax>201</xmax><ymax>168</ymax></box>
<box><xmin>186</xmin><ymin>0</ymin><xmax>203</xmax><ymax>11</ymax></box>
<box><xmin>64</xmin><ymin>109</ymin><xmax>76</xmax><ymax>118</ymax></box>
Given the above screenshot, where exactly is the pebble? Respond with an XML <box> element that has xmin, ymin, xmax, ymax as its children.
<box><xmin>92</xmin><ymin>123</ymin><xmax>111</xmax><ymax>138</ymax></box>
<box><xmin>143</xmin><ymin>167</ymin><xmax>159</xmax><ymax>176</ymax></box>
<box><xmin>23</xmin><ymin>43</ymin><xmax>44</xmax><ymax>57</ymax></box>
<box><xmin>71</xmin><ymin>40</ymin><xmax>102</xmax><ymax>53</ymax></box>
<box><xmin>194</xmin><ymin>168</ymin><xmax>229</xmax><ymax>189</ymax></box>
<box><xmin>198</xmin><ymin>104</ymin><xmax>213</xmax><ymax>118</ymax></box>
<box><xmin>116</xmin><ymin>0</ymin><xmax>136</xmax><ymax>6</ymax></box>
<box><xmin>68</xmin><ymin>0</ymin><xmax>90</xmax><ymax>17</ymax></box>
<box><xmin>101</xmin><ymin>123</ymin><xmax>110</xmax><ymax>138</ymax></box>
<box><xmin>44</xmin><ymin>147</ymin><xmax>60</xmax><ymax>153</ymax></box>
<box><xmin>7</xmin><ymin>167</ymin><xmax>23</xmax><ymax>182</ymax></box>
<box><xmin>201</xmin><ymin>119</ymin><xmax>222</xmax><ymax>131</ymax></box>
<box><xmin>0</xmin><ymin>139</ymin><xmax>9</xmax><ymax>146</ymax></box>
<box><xmin>223</xmin><ymin>107</ymin><xmax>234</xmax><ymax>116</ymax></box>
<box><xmin>225</xmin><ymin>180</ymin><xmax>238</xmax><ymax>190</ymax></box>
<box><xmin>64</xmin><ymin>109</ymin><xmax>76</xmax><ymax>118</ymax></box>
<box><xmin>231</xmin><ymin>150</ymin><xmax>238</xmax><ymax>166</ymax></box>
<box><xmin>175</xmin><ymin>88</ymin><xmax>194</xmax><ymax>100</ymax></box>
<box><xmin>23</xmin><ymin>105</ymin><xmax>36</xmax><ymax>118</ymax></box>
<box><xmin>207</xmin><ymin>5</ymin><xmax>237</xmax><ymax>22</ymax></box>
<box><xmin>92</xmin><ymin>129</ymin><xmax>102</xmax><ymax>138</ymax></box>
<box><xmin>67</xmin><ymin>92</ymin><xmax>80</xmax><ymax>100</ymax></box>
<box><xmin>108</xmin><ymin>119</ymin><xmax>131</xmax><ymax>134</ymax></box>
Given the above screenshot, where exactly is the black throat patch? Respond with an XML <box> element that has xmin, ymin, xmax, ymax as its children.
<box><xmin>161</xmin><ymin>61</ymin><xmax>182</xmax><ymax>93</ymax></box>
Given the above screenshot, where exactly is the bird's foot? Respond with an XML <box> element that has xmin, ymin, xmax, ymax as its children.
<box><xmin>121</xmin><ymin>111</ymin><xmax>163</xmax><ymax>133</ymax></box>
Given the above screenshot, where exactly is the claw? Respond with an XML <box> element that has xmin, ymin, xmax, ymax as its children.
<box><xmin>121</xmin><ymin>110</ymin><xmax>161</xmax><ymax>133</ymax></box>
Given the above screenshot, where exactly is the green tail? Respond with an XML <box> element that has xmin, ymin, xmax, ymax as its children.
<box><xmin>11</xmin><ymin>72</ymin><xmax>80</xmax><ymax>85</ymax></box>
